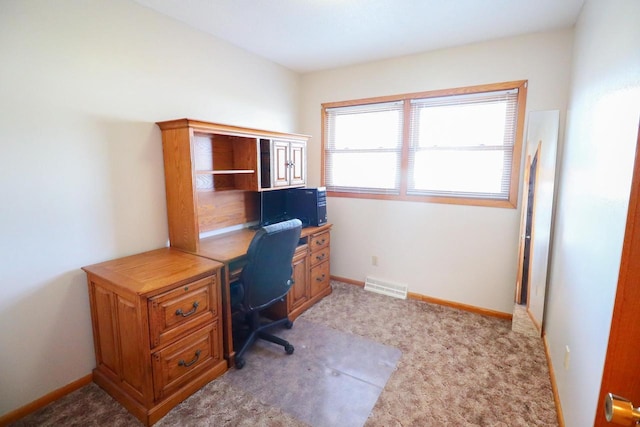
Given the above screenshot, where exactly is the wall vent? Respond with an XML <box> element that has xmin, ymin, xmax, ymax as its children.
<box><xmin>364</xmin><ymin>276</ymin><xmax>408</xmax><ymax>299</ymax></box>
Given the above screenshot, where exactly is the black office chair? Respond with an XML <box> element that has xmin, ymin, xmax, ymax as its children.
<box><xmin>230</xmin><ymin>218</ymin><xmax>302</xmax><ymax>369</ymax></box>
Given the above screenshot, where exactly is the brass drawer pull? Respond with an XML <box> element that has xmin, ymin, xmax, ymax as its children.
<box><xmin>315</xmin><ymin>239</ymin><xmax>326</xmax><ymax>246</ymax></box>
<box><xmin>316</xmin><ymin>274</ymin><xmax>326</xmax><ymax>282</ymax></box>
<box><xmin>178</xmin><ymin>349</ymin><xmax>201</xmax><ymax>368</ymax></box>
<box><xmin>175</xmin><ymin>301</ymin><xmax>199</xmax><ymax>317</ymax></box>
<box><xmin>316</xmin><ymin>254</ymin><xmax>325</xmax><ymax>260</ymax></box>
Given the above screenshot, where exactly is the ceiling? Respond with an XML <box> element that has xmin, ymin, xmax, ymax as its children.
<box><xmin>132</xmin><ymin>0</ymin><xmax>585</xmax><ymax>73</ymax></box>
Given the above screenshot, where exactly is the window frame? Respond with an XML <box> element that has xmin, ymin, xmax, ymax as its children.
<box><xmin>323</xmin><ymin>100</ymin><xmax>404</xmax><ymax>195</ymax></box>
<box><xmin>321</xmin><ymin>80</ymin><xmax>528</xmax><ymax>208</ymax></box>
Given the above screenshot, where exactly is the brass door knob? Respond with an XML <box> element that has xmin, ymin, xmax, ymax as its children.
<box><xmin>605</xmin><ymin>393</ymin><xmax>640</xmax><ymax>425</ymax></box>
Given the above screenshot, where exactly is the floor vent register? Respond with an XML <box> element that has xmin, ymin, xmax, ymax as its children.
<box><xmin>364</xmin><ymin>276</ymin><xmax>408</xmax><ymax>299</ymax></box>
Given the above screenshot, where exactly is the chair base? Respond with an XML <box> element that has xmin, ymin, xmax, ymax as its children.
<box><xmin>232</xmin><ymin>311</ymin><xmax>294</xmax><ymax>369</ymax></box>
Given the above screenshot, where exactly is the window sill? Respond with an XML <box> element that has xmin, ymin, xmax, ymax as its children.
<box><xmin>326</xmin><ymin>190</ymin><xmax>517</xmax><ymax>209</ymax></box>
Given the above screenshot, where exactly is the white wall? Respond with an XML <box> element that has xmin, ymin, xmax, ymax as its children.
<box><xmin>300</xmin><ymin>30</ymin><xmax>573</xmax><ymax>314</ymax></box>
<box><xmin>0</xmin><ymin>0</ymin><xmax>299</xmax><ymax>416</ymax></box>
<box><xmin>544</xmin><ymin>1</ymin><xmax>640</xmax><ymax>426</ymax></box>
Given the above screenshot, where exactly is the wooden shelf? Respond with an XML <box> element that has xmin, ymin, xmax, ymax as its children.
<box><xmin>196</xmin><ymin>170</ymin><xmax>255</xmax><ymax>175</ymax></box>
<box><xmin>196</xmin><ymin>186</ymin><xmax>237</xmax><ymax>192</ymax></box>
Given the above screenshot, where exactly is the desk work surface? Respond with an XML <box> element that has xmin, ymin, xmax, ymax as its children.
<box><xmin>197</xmin><ymin>223</ymin><xmax>332</xmax><ymax>264</ymax></box>
<box><xmin>81</xmin><ymin>247</ymin><xmax>223</xmax><ymax>295</ymax></box>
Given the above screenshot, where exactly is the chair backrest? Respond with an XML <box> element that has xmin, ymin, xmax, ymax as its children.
<box><xmin>240</xmin><ymin>218</ymin><xmax>302</xmax><ymax>311</ymax></box>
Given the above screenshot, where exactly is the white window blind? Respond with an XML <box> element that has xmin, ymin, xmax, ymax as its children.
<box><xmin>324</xmin><ymin>101</ymin><xmax>403</xmax><ymax>194</ymax></box>
<box><xmin>408</xmin><ymin>89</ymin><xmax>519</xmax><ymax>200</ymax></box>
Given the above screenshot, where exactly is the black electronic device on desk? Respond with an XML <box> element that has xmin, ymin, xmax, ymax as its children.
<box><xmin>258</xmin><ymin>187</ymin><xmax>327</xmax><ymax>228</ymax></box>
<box><xmin>287</xmin><ymin>187</ymin><xmax>327</xmax><ymax>227</ymax></box>
<box><xmin>259</xmin><ymin>188</ymin><xmax>290</xmax><ymax>226</ymax></box>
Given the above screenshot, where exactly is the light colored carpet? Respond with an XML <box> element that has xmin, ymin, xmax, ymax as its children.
<box><xmin>11</xmin><ymin>281</ymin><xmax>557</xmax><ymax>426</ymax></box>
<box><xmin>512</xmin><ymin>304</ymin><xmax>540</xmax><ymax>338</ymax></box>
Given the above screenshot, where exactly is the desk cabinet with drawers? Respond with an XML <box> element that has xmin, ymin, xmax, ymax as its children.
<box><xmin>82</xmin><ymin>248</ymin><xmax>226</xmax><ymax>426</ymax></box>
<box><xmin>309</xmin><ymin>228</ymin><xmax>330</xmax><ymax>300</ymax></box>
<box><xmin>265</xmin><ymin>225</ymin><xmax>332</xmax><ymax>321</ymax></box>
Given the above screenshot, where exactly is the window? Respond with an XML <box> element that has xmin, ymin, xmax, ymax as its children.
<box><xmin>324</xmin><ymin>101</ymin><xmax>403</xmax><ymax>194</ymax></box>
<box><xmin>322</xmin><ymin>81</ymin><xmax>527</xmax><ymax>208</ymax></box>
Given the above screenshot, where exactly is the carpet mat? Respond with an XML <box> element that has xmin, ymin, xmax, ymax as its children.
<box><xmin>220</xmin><ymin>318</ymin><xmax>402</xmax><ymax>427</ymax></box>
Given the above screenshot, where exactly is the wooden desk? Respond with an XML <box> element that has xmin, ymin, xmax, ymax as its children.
<box><xmin>187</xmin><ymin>223</ymin><xmax>333</xmax><ymax>364</ymax></box>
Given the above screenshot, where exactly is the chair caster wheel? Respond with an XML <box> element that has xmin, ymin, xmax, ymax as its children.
<box><xmin>235</xmin><ymin>357</ymin><xmax>245</xmax><ymax>369</ymax></box>
<box><xmin>285</xmin><ymin>320</ymin><xmax>294</xmax><ymax>329</ymax></box>
<box><xmin>285</xmin><ymin>344</ymin><xmax>294</xmax><ymax>355</ymax></box>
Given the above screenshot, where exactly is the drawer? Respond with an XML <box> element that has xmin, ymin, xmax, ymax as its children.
<box><xmin>151</xmin><ymin>322</ymin><xmax>222</xmax><ymax>401</ymax></box>
<box><xmin>310</xmin><ymin>246</ymin><xmax>330</xmax><ymax>267</ymax></box>
<box><xmin>148</xmin><ymin>275</ymin><xmax>218</xmax><ymax>348</ymax></box>
<box><xmin>309</xmin><ymin>231</ymin><xmax>330</xmax><ymax>252</ymax></box>
<box><xmin>310</xmin><ymin>261</ymin><xmax>330</xmax><ymax>298</ymax></box>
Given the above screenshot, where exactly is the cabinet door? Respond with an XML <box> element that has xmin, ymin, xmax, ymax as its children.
<box><xmin>310</xmin><ymin>261</ymin><xmax>330</xmax><ymax>298</ymax></box>
<box><xmin>271</xmin><ymin>140</ymin><xmax>290</xmax><ymax>188</ymax></box>
<box><xmin>288</xmin><ymin>245</ymin><xmax>309</xmax><ymax>311</ymax></box>
<box><xmin>89</xmin><ymin>280</ymin><xmax>146</xmax><ymax>400</ymax></box>
<box><xmin>148</xmin><ymin>276</ymin><xmax>217</xmax><ymax>349</ymax></box>
<box><xmin>117</xmin><ymin>295</ymin><xmax>146</xmax><ymax>399</ymax></box>
<box><xmin>151</xmin><ymin>322</ymin><xmax>221</xmax><ymax>401</ymax></box>
<box><xmin>289</xmin><ymin>141</ymin><xmax>306</xmax><ymax>187</ymax></box>
<box><xmin>310</xmin><ymin>230</ymin><xmax>330</xmax><ymax>252</ymax></box>
<box><xmin>310</xmin><ymin>246</ymin><xmax>330</xmax><ymax>268</ymax></box>
<box><xmin>91</xmin><ymin>284</ymin><xmax>120</xmax><ymax>377</ymax></box>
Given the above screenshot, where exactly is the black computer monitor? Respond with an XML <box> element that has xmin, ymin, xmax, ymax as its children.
<box><xmin>259</xmin><ymin>189</ymin><xmax>289</xmax><ymax>226</ymax></box>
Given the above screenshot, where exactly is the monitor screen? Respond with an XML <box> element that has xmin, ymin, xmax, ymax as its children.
<box><xmin>259</xmin><ymin>189</ymin><xmax>290</xmax><ymax>226</ymax></box>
